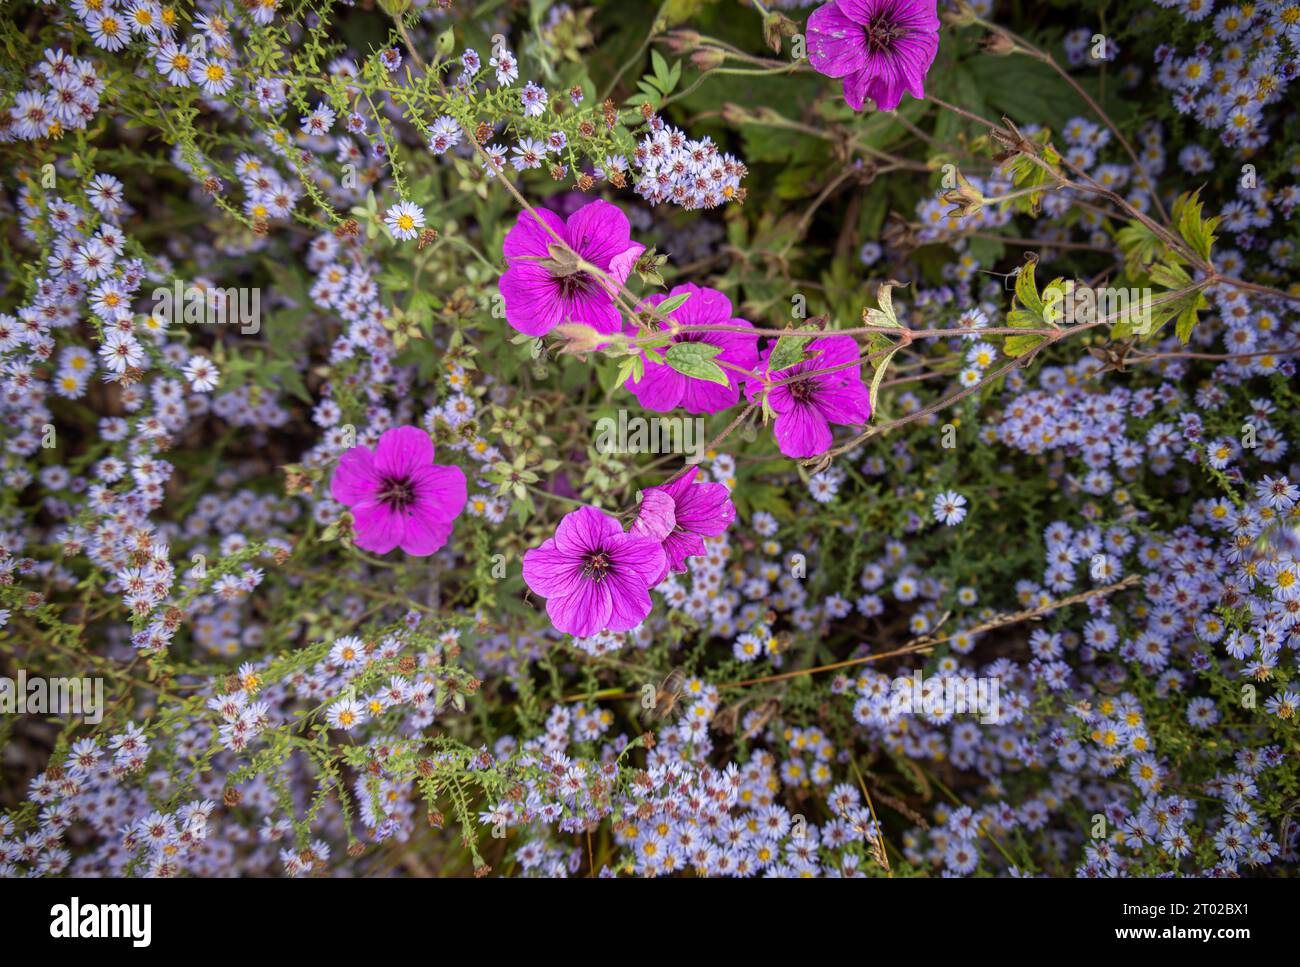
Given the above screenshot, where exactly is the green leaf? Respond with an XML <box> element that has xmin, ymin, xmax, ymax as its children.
<box><xmin>649</xmin><ymin>50</ymin><xmax>678</xmax><ymax>95</ymax></box>
<box><xmin>1175</xmin><ymin>299</ymin><xmax>1203</xmax><ymax>344</ymax></box>
<box><xmin>1004</xmin><ymin>332</ymin><xmax>1047</xmax><ymax>357</ymax></box>
<box><xmin>863</xmin><ymin>280</ymin><xmax>906</xmax><ymax>328</ymax></box>
<box><xmin>1014</xmin><ymin>259</ymin><xmax>1043</xmax><ymax>316</ymax></box>
<box><xmin>609</xmin><ymin>354</ymin><xmax>646</xmax><ymax>391</ymax></box>
<box><xmin>767</xmin><ymin>330</ymin><xmax>817</xmax><ymax>373</ymax></box>
<box><xmin>664</xmin><ymin>342</ymin><xmax>729</xmax><ymax>385</ymax></box>
<box><xmin>1005</xmin><ymin>136</ymin><xmax>1060</xmax><ymax>214</ymax></box>
<box><xmin>1116</xmin><ymin>222</ymin><xmax>1163</xmax><ymax>277</ymax></box>
<box><xmin>1149</xmin><ymin>259</ymin><xmax>1192</xmax><ymax>291</ymax></box>
<box><xmin>1173</xmin><ymin>188</ymin><xmax>1220</xmax><ymax>262</ymax></box>
<box><xmin>657</xmin><ymin>290</ymin><xmax>692</xmax><ymax>315</ymax></box>
<box><xmin>868</xmin><ymin>346</ymin><xmax>900</xmax><ymax>413</ymax></box>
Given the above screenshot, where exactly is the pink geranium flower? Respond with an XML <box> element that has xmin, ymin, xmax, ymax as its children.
<box><xmin>631</xmin><ymin>466</ymin><xmax>737</xmax><ymax>584</ymax></box>
<box><xmin>745</xmin><ymin>334</ymin><xmax>872</xmax><ymax>459</ymax></box>
<box><xmin>522</xmin><ymin>505</ymin><xmax>666</xmax><ymax>637</ymax></box>
<box><xmin>331</xmin><ymin>426</ymin><xmax>467</xmax><ymax>555</ymax></box>
<box><xmin>624</xmin><ymin>283</ymin><xmax>759</xmax><ymax>414</ymax></box>
<box><xmin>807</xmin><ymin>0</ymin><xmax>941</xmax><ymax>112</ymax></box>
<box><xmin>499</xmin><ymin>199</ymin><xmax>644</xmax><ymax>336</ymax></box>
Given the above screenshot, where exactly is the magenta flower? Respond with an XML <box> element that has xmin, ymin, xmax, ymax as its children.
<box><xmin>331</xmin><ymin>426</ymin><xmax>467</xmax><ymax>556</ymax></box>
<box><xmin>523</xmin><ymin>505</ymin><xmax>666</xmax><ymax>637</ymax></box>
<box><xmin>807</xmin><ymin>0</ymin><xmax>941</xmax><ymax>112</ymax></box>
<box><xmin>745</xmin><ymin>334</ymin><xmax>871</xmax><ymax>459</ymax></box>
<box><xmin>499</xmin><ymin>199</ymin><xmax>644</xmax><ymax>336</ymax></box>
<box><xmin>623</xmin><ymin>283</ymin><xmax>759</xmax><ymax>414</ymax></box>
<box><xmin>631</xmin><ymin>467</ymin><xmax>737</xmax><ymax>584</ymax></box>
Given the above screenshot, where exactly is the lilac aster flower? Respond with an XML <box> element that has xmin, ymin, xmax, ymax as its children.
<box><xmin>631</xmin><ymin>466</ymin><xmax>737</xmax><ymax>584</ymax></box>
<box><xmin>331</xmin><ymin>426</ymin><xmax>467</xmax><ymax>556</ymax></box>
<box><xmin>499</xmin><ymin>199</ymin><xmax>645</xmax><ymax>336</ymax></box>
<box><xmin>745</xmin><ymin>334</ymin><xmax>872</xmax><ymax>459</ymax></box>
<box><xmin>624</xmin><ymin>283</ymin><xmax>759</xmax><ymax>414</ymax></box>
<box><xmin>523</xmin><ymin>505</ymin><xmax>666</xmax><ymax>637</ymax></box>
<box><xmin>807</xmin><ymin>0</ymin><xmax>941</xmax><ymax>111</ymax></box>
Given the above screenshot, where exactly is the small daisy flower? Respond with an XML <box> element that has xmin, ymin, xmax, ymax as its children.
<box><xmin>933</xmin><ymin>490</ymin><xmax>968</xmax><ymax>526</ymax></box>
<box><xmin>384</xmin><ymin>201</ymin><xmax>425</xmax><ymax>241</ymax></box>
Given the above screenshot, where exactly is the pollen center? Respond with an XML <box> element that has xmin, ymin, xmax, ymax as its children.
<box><xmin>378</xmin><ymin>475</ymin><xmax>417</xmax><ymax>512</ymax></box>
<box><xmin>582</xmin><ymin>550</ymin><xmax>613</xmax><ymax>582</ymax></box>
<box><xmin>863</xmin><ymin>15</ymin><xmax>905</xmax><ymax>53</ymax></box>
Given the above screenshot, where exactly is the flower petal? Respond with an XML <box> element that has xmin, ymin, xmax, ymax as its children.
<box><xmin>631</xmin><ymin>489</ymin><xmax>678</xmax><ymax>542</ymax></box>
<box><xmin>553</xmin><ymin>505</ymin><xmax>623</xmax><ymax>556</ymax></box>
<box><xmin>373</xmin><ymin>426</ymin><xmax>434</xmax><ymax>479</ymax></box>
<box><xmin>412</xmin><ymin>463</ymin><xmax>468</xmax><ymax>522</ymax></box>
<box><xmin>502</xmin><ymin>206</ymin><xmax>567</xmax><ymax>260</ymax></box>
<box><xmin>523</xmin><ymin>539</ymin><xmax>586</xmax><ymax>599</ymax></box>
<box><xmin>808</xmin><ymin>1</ymin><xmax>868</xmax><ymax>80</ymax></box>
<box><xmin>547</xmin><ymin>576</ymin><xmax>613</xmax><ymax>637</ymax></box>
<box><xmin>774</xmin><ymin>400</ymin><xmax>834</xmax><ymax>458</ymax></box>
<box><xmin>500</xmin><ymin>263</ymin><xmax>565</xmax><ymax>336</ymax></box>
<box><xmin>352</xmin><ymin>502</ymin><xmax>405</xmax><ymax>554</ymax></box>
<box><xmin>331</xmin><ymin>444</ymin><xmax>378</xmax><ymax>505</ymax></box>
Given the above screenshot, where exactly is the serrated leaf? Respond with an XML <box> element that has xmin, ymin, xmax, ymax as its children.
<box><xmin>864</xmin><ymin>279</ymin><xmax>907</xmax><ymax>328</ymax></box>
<box><xmin>868</xmin><ymin>346</ymin><xmax>900</xmax><ymax>412</ymax></box>
<box><xmin>1014</xmin><ymin>260</ymin><xmax>1043</xmax><ymax>316</ymax></box>
<box><xmin>611</xmin><ymin>354</ymin><xmax>643</xmax><ymax>390</ymax></box>
<box><xmin>1116</xmin><ymin>222</ymin><xmax>1163</xmax><ymax>277</ymax></box>
<box><xmin>1173</xmin><ymin>188</ymin><xmax>1219</xmax><ymax>262</ymax></box>
<box><xmin>768</xmin><ymin>330</ymin><xmax>817</xmax><ymax>373</ymax></box>
<box><xmin>1005</xmin><ymin>137</ymin><xmax>1060</xmax><ymax>215</ymax></box>
<box><xmin>1149</xmin><ymin>259</ymin><xmax>1192</xmax><ymax>291</ymax></box>
<box><xmin>1175</xmin><ymin>301</ymin><xmax>1201</xmax><ymax>344</ymax></box>
<box><xmin>1004</xmin><ymin>333</ymin><xmax>1047</xmax><ymax>357</ymax></box>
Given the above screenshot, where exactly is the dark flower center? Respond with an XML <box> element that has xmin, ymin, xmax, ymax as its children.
<box><xmin>864</xmin><ymin>14</ymin><xmax>905</xmax><ymax>53</ymax></box>
<box><xmin>554</xmin><ymin>270</ymin><xmax>597</xmax><ymax>299</ymax></box>
<box><xmin>788</xmin><ymin>378</ymin><xmax>815</xmax><ymax>403</ymax></box>
<box><xmin>582</xmin><ymin>549</ymin><xmax>613</xmax><ymax>582</ymax></box>
<box><xmin>378</xmin><ymin>475</ymin><xmax>417</xmax><ymax>512</ymax></box>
